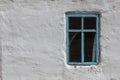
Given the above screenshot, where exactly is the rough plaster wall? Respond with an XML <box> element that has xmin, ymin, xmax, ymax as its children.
<box><xmin>0</xmin><ymin>0</ymin><xmax>120</xmax><ymax>80</ymax></box>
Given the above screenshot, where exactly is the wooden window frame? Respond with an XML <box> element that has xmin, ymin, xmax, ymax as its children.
<box><xmin>66</xmin><ymin>13</ymin><xmax>100</xmax><ymax>65</ymax></box>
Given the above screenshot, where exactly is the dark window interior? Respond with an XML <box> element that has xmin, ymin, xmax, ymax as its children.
<box><xmin>84</xmin><ymin>17</ymin><xmax>96</xmax><ymax>29</ymax></box>
<box><xmin>84</xmin><ymin>32</ymin><xmax>96</xmax><ymax>62</ymax></box>
<box><xmin>69</xmin><ymin>17</ymin><xmax>81</xmax><ymax>29</ymax></box>
<box><xmin>69</xmin><ymin>32</ymin><xmax>81</xmax><ymax>62</ymax></box>
<box><xmin>68</xmin><ymin>16</ymin><xmax>97</xmax><ymax>63</ymax></box>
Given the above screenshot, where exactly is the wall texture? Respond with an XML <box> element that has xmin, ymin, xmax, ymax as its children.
<box><xmin>0</xmin><ymin>0</ymin><xmax>120</xmax><ymax>80</ymax></box>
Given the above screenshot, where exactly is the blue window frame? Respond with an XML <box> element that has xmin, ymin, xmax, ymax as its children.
<box><xmin>66</xmin><ymin>13</ymin><xmax>100</xmax><ymax>65</ymax></box>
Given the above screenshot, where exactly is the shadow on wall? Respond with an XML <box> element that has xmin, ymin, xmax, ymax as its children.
<box><xmin>0</xmin><ymin>39</ymin><xmax>2</xmax><ymax>80</ymax></box>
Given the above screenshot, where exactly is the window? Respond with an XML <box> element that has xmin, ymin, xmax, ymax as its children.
<box><xmin>66</xmin><ymin>13</ymin><xmax>100</xmax><ymax>65</ymax></box>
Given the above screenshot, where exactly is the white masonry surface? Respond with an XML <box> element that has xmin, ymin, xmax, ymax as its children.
<box><xmin>0</xmin><ymin>0</ymin><xmax>120</xmax><ymax>80</ymax></box>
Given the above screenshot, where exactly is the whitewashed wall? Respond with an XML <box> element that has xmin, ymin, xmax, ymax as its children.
<box><xmin>0</xmin><ymin>0</ymin><xmax>120</xmax><ymax>80</ymax></box>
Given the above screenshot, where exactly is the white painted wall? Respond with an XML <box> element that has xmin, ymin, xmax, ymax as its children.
<box><xmin>0</xmin><ymin>0</ymin><xmax>120</xmax><ymax>80</ymax></box>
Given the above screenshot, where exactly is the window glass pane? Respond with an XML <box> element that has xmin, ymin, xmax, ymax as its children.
<box><xmin>84</xmin><ymin>17</ymin><xmax>96</xmax><ymax>29</ymax></box>
<box><xmin>69</xmin><ymin>32</ymin><xmax>81</xmax><ymax>62</ymax></box>
<box><xmin>69</xmin><ymin>17</ymin><xmax>81</xmax><ymax>29</ymax></box>
<box><xmin>84</xmin><ymin>32</ymin><xmax>96</xmax><ymax>62</ymax></box>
